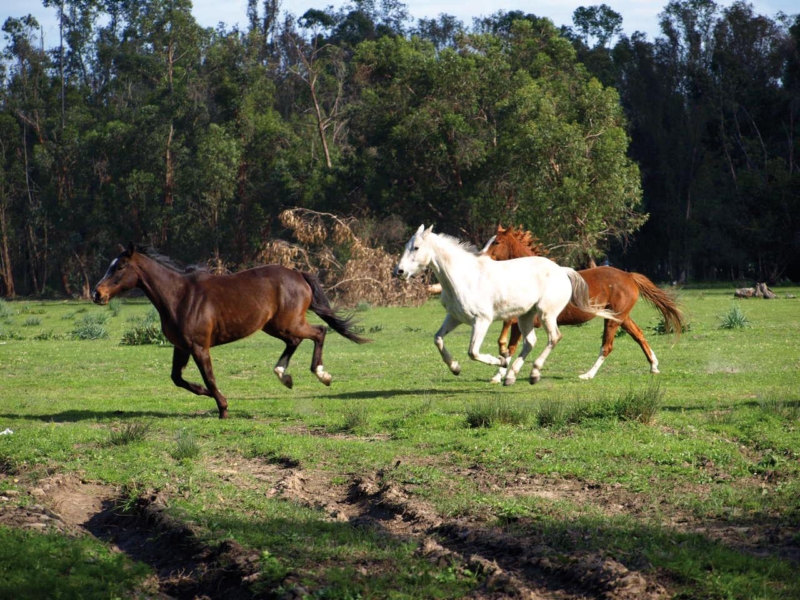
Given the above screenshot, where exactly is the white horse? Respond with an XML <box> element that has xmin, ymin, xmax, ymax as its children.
<box><xmin>394</xmin><ymin>225</ymin><xmax>617</xmax><ymax>385</ymax></box>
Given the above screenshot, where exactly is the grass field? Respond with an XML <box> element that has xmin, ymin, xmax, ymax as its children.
<box><xmin>0</xmin><ymin>286</ymin><xmax>799</xmax><ymax>599</ymax></box>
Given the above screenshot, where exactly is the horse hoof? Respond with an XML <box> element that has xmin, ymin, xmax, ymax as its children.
<box><xmin>489</xmin><ymin>376</ymin><xmax>503</xmax><ymax>384</ymax></box>
<box><xmin>451</xmin><ymin>363</ymin><xmax>461</xmax><ymax>376</ymax></box>
<box><xmin>529</xmin><ymin>374</ymin><xmax>541</xmax><ymax>385</ymax></box>
<box><xmin>320</xmin><ymin>374</ymin><xmax>332</xmax><ymax>386</ymax></box>
<box><xmin>219</xmin><ymin>410</ymin><xmax>229</xmax><ymax>419</ymax></box>
<box><xmin>282</xmin><ymin>375</ymin><xmax>294</xmax><ymax>389</ymax></box>
<box><xmin>503</xmin><ymin>376</ymin><xmax>516</xmax><ymax>386</ymax></box>
<box><xmin>578</xmin><ymin>373</ymin><xmax>593</xmax><ymax>380</ymax></box>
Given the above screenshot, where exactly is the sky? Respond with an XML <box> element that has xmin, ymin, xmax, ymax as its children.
<box><xmin>1</xmin><ymin>0</ymin><xmax>798</xmax><ymax>50</ymax></box>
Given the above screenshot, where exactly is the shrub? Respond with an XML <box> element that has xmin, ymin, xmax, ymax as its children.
<box><xmin>0</xmin><ymin>329</ymin><xmax>24</xmax><ymax>341</ymax></box>
<box><xmin>718</xmin><ymin>304</ymin><xmax>750</xmax><ymax>330</ymax></box>
<box><xmin>23</xmin><ymin>317</ymin><xmax>41</xmax><ymax>327</ymax></box>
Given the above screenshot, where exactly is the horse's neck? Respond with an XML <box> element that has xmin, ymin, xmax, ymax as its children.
<box><xmin>510</xmin><ymin>236</ymin><xmax>536</xmax><ymax>258</ymax></box>
<box><xmin>136</xmin><ymin>256</ymin><xmax>186</xmax><ymax>318</ymax></box>
<box><xmin>429</xmin><ymin>237</ymin><xmax>478</xmax><ymax>292</ymax></box>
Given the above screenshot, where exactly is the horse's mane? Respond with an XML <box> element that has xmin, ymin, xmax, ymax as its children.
<box><xmin>504</xmin><ymin>226</ymin><xmax>548</xmax><ymax>257</ymax></box>
<box><xmin>432</xmin><ymin>232</ymin><xmax>480</xmax><ymax>255</ymax></box>
<box><xmin>134</xmin><ymin>245</ymin><xmax>204</xmax><ymax>274</ymax></box>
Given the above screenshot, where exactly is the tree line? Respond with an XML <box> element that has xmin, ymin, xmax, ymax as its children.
<box><xmin>0</xmin><ymin>0</ymin><xmax>798</xmax><ymax>299</ymax></box>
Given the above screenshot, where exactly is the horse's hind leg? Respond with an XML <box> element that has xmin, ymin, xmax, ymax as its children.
<box><xmin>273</xmin><ymin>336</ymin><xmax>302</xmax><ymax>389</ymax></box>
<box><xmin>491</xmin><ymin>320</ymin><xmax>522</xmax><ymax>384</ymax></box>
<box><xmin>307</xmin><ymin>324</ymin><xmax>332</xmax><ymax>385</ymax></box>
<box><xmin>171</xmin><ymin>347</ymin><xmax>212</xmax><ymax>397</ymax></box>
<box><xmin>503</xmin><ymin>313</ymin><xmax>536</xmax><ymax>386</ymax></box>
<box><xmin>529</xmin><ymin>312</ymin><xmax>563</xmax><ymax>385</ymax></box>
<box><xmin>189</xmin><ymin>345</ymin><xmax>229</xmax><ymax>419</ymax></box>
<box><xmin>622</xmin><ymin>317</ymin><xmax>659</xmax><ymax>374</ymax></box>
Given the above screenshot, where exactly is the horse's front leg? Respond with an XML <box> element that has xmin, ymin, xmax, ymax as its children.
<box><xmin>434</xmin><ymin>314</ymin><xmax>462</xmax><ymax>375</ymax></box>
<box><xmin>468</xmin><ymin>319</ymin><xmax>507</xmax><ymax>367</ymax></box>
<box><xmin>190</xmin><ymin>345</ymin><xmax>229</xmax><ymax>419</ymax></box>
<box><xmin>171</xmin><ymin>347</ymin><xmax>212</xmax><ymax>396</ymax></box>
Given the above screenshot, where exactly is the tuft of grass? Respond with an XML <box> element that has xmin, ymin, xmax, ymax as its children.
<box><xmin>120</xmin><ymin>309</ymin><xmax>169</xmax><ymax>346</ymax></box>
<box><xmin>613</xmin><ymin>381</ymin><xmax>663</xmax><ymax>424</ymax></box>
<box><xmin>23</xmin><ymin>317</ymin><xmax>41</xmax><ymax>327</ymax></box>
<box><xmin>718</xmin><ymin>304</ymin><xmax>750</xmax><ymax>329</ymax></box>
<box><xmin>535</xmin><ymin>397</ymin><xmax>571</xmax><ymax>428</ymax></box>
<box><xmin>0</xmin><ymin>329</ymin><xmax>24</xmax><ymax>340</ymax></box>
<box><xmin>32</xmin><ymin>330</ymin><xmax>62</xmax><ymax>341</ymax></box>
<box><xmin>355</xmin><ymin>301</ymin><xmax>371</xmax><ymax>312</ymax></box>
<box><xmin>19</xmin><ymin>304</ymin><xmax>45</xmax><ymax>315</ymax></box>
<box><xmin>0</xmin><ymin>299</ymin><xmax>13</xmax><ymax>318</ymax></box>
<box><xmin>107</xmin><ymin>421</ymin><xmax>153</xmax><ymax>446</ymax></box>
<box><xmin>758</xmin><ymin>394</ymin><xmax>800</xmax><ymax>421</ymax></box>
<box><xmin>650</xmin><ymin>316</ymin><xmax>691</xmax><ymax>335</ymax></box>
<box><xmin>465</xmin><ymin>398</ymin><xmax>532</xmax><ymax>428</ymax></box>
<box><xmin>108</xmin><ymin>298</ymin><xmax>123</xmax><ymax>317</ymax></box>
<box><xmin>341</xmin><ymin>404</ymin><xmax>370</xmax><ymax>431</ymax></box>
<box><xmin>171</xmin><ymin>429</ymin><xmax>200</xmax><ymax>461</ymax></box>
<box><xmin>70</xmin><ymin>312</ymin><xmax>112</xmax><ymax>339</ymax></box>
<box><xmin>369</xmin><ymin>324</ymin><xmax>384</xmax><ymax>333</ymax></box>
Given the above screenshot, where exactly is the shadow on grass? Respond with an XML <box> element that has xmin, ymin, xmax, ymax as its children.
<box><xmin>0</xmin><ymin>409</ymin><xmax>218</xmax><ymax>422</ymax></box>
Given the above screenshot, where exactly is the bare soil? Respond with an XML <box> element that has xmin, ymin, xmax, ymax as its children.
<box><xmin>1</xmin><ymin>459</ymin><xmax>797</xmax><ymax>599</ymax></box>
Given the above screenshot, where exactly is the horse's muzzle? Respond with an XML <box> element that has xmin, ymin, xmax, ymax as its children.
<box><xmin>92</xmin><ymin>289</ymin><xmax>106</xmax><ymax>305</ymax></box>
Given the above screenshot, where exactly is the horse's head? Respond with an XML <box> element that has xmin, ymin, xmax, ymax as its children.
<box><xmin>393</xmin><ymin>224</ymin><xmax>435</xmax><ymax>280</ymax></box>
<box><xmin>484</xmin><ymin>225</ymin><xmax>515</xmax><ymax>261</ymax></box>
<box><xmin>92</xmin><ymin>243</ymin><xmax>141</xmax><ymax>305</ymax></box>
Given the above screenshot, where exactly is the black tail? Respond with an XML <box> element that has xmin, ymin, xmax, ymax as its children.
<box><xmin>301</xmin><ymin>272</ymin><xmax>371</xmax><ymax>344</ymax></box>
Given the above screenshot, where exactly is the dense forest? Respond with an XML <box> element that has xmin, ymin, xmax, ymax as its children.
<box><xmin>0</xmin><ymin>0</ymin><xmax>798</xmax><ymax>299</ymax></box>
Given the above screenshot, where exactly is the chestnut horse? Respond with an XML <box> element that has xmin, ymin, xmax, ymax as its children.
<box><xmin>485</xmin><ymin>226</ymin><xmax>684</xmax><ymax>380</ymax></box>
<box><xmin>93</xmin><ymin>244</ymin><xmax>369</xmax><ymax>418</ymax></box>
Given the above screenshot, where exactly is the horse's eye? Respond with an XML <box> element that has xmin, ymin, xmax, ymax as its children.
<box><xmin>413</xmin><ymin>246</ymin><xmax>419</xmax><ymax>251</ymax></box>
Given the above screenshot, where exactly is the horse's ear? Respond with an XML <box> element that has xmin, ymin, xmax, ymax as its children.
<box><xmin>127</xmin><ymin>242</ymin><xmax>136</xmax><ymax>255</ymax></box>
<box><xmin>423</xmin><ymin>225</ymin><xmax>434</xmax><ymax>236</ymax></box>
<box><xmin>117</xmin><ymin>243</ymin><xmax>125</xmax><ymax>253</ymax></box>
<box><xmin>497</xmin><ymin>225</ymin><xmax>506</xmax><ymax>234</ymax></box>
<box><xmin>415</xmin><ymin>224</ymin><xmax>425</xmax><ymax>237</ymax></box>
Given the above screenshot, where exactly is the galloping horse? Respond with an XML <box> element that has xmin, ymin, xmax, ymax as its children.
<box><xmin>93</xmin><ymin>244</ymin><xmax>369</xmax><ymax>418</ymax></box>
<box><xmin>484</xmin><ymin>226</ymin><xmax>684</xmax><ymax>380</ymax></box>
<box><xmin>394</xmin><ymin>225</ymin><xmax>617</xmax><ymax>385</ymax></box>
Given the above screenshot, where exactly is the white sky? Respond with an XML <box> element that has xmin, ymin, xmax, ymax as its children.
<box><xmin>2</xmin><ymin>0</ymin><xmax>798</xmax><ymax>50</ymax></box>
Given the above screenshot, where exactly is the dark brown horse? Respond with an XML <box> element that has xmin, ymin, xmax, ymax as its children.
<box><xmin>93</xmin><ymin>244</ymin><xmax>369</xmax><ymax>418</ymax></box>
<box><xmin>484</xmin><ymin>226</ymin><xmax>684</xmax><ymax>380</ymax></box>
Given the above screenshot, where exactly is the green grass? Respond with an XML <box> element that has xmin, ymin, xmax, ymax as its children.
<box><xmin>0</xmin><ymin>289</ymin><xmax>798</xmax><ymax>598</ymax></box>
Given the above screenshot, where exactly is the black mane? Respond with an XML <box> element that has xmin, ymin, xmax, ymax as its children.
<box><xmin>134</xmin><ymin>245</ymin><xmax>202</xmax><ymax>274</ymax></box>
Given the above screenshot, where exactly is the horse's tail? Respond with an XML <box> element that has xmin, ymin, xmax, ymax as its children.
<box><xmin>301</xmin><ymin>272</ymin><xmax>371</xmax><ymax>344</ymax></box>
<box><xmin>565</xmin><ymin>269</ymin><xmax>620</xmax><ymax>322</ymax></box>
<box><xmin>630</xmin><ymin>273</ymin><xmax>685</xmax><ymax>338</ymax></box>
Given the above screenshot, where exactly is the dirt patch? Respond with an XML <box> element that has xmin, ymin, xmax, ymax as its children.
<box><xmin>0</xmin><ymin>475</ymin><xmax>261</xmax><ymax>599</ymax></box>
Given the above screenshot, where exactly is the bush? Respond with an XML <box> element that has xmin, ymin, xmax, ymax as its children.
<box><xmin>341</xmin><ymin>404</ymin><xmax>370</xmax><ymax>431</ymax></box>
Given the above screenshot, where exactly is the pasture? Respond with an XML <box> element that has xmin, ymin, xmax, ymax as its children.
<box><xmin>0</xmin><ymin>287</ymin><xmax>799</xmax><ymax>599</ymax></box>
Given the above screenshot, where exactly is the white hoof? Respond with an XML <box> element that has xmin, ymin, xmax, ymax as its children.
<box><xmin>450</xmin><ymin>362</ymin><xmax>461</xmax><ymax>376</ymax></box>
<box><xmin>503</xmin><ymin>374</ymin><xmax>517</xmax><ymax>386</ymax></box>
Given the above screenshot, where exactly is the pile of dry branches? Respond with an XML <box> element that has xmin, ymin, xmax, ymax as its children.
<box><xmin>259</xmin><ymin>208</ymin><xmax>429</xmax><ymax>308</ymax></box>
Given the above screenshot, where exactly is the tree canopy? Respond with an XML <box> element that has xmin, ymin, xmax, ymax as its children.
<box><xmin>0</xmin><ymin>0</ymin><xmax>798</xmax><ymax>298</ymax></box>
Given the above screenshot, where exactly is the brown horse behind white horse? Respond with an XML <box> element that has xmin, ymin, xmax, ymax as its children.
<box><xmin>484</xmin><ymin>226</ymin><xmax>684</xmax><ymax>380</ymax></box>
